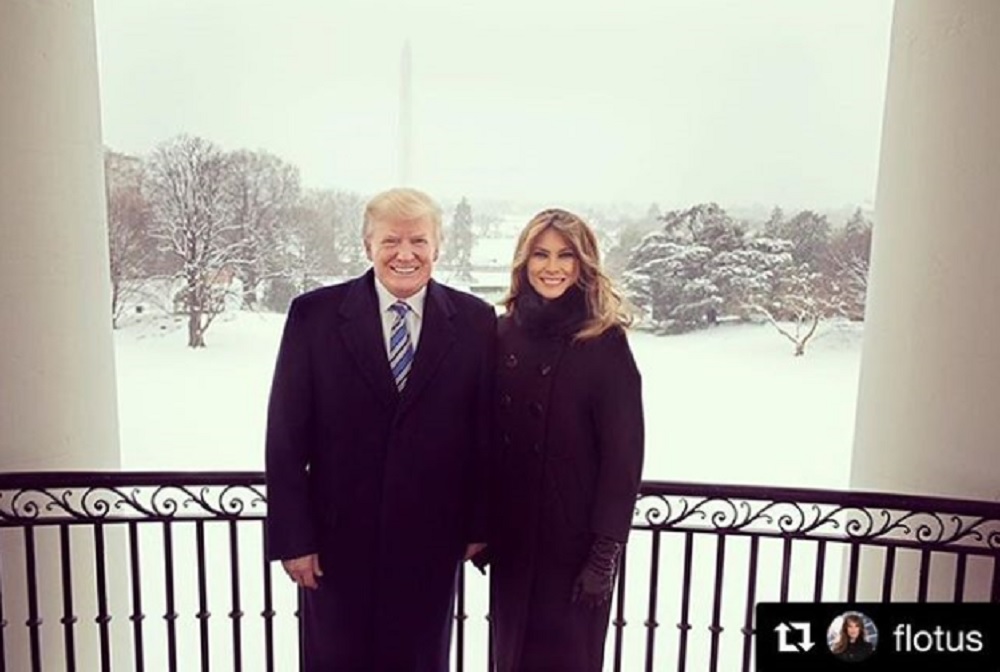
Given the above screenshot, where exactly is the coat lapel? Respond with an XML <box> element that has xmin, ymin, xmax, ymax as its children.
<box><xmin>338</xmin><ymin>271</ymin><xmax>398</xmax><ymax>409</ymax></box>
<box><xmin>397</xmin><ymin>280</ymin><xmax>456</xmax><ymax>416</ymax></box>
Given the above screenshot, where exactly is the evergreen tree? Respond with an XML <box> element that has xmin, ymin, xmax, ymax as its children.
<box><xmin>447</xmin><ymin>197</ymin><xmax>475</xmax><ymax>283</ymax></box>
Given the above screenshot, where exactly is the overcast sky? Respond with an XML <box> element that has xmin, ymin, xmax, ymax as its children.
<box><xmin>94</xmin><ymin>0</ymin><xmax>894</xmax><ymax>211</ymax></box>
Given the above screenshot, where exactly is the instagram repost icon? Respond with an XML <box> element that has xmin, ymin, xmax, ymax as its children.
<box><xmin>774</xmin><ymin>621</ymin><xmax>814</xmax><ymax>653</ymax></box>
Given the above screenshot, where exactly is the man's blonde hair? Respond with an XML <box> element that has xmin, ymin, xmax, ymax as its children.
<box><xmin>363</xmin><ymin>187</ymin><xmax>443</xmax><ymax>242</ymax></box>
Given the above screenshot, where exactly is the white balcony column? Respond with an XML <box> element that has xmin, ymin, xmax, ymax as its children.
<box><xmin>850</xmin><ymin>0</ymin><xmax>1000</xmax><ymax>600</ymax></box>
<box><xmin>0</xmin><ymin>0</ymin><xmax>126</xmax><ymax>668</ymax></box>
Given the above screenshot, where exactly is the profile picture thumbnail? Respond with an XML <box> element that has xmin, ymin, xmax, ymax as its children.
<box><xmin>827</xmin><ymin>611</ymin><xmax>878</xmax><ymax>662</ymax></box>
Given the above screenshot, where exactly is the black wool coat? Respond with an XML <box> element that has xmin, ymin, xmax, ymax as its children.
<box><xmin>489</xmin><ymin>304</ymin><xmax>644</xmax><ymax>672</ymax></box>
<box><xmin>264</xmin><ymin>270</ymin><xmax>496</xmax><ymax>672</ymax></box>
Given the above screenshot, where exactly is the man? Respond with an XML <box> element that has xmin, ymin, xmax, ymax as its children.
<box><xmin>265</xmin><ymin>187</ymin><xmax>495</xmax><ymax>671</ymax></box>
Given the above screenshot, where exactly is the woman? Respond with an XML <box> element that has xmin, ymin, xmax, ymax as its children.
<box><xmin>487</xmin><ymin>208</ymin><xmax>644</xmax><ymax>672</ymax></box>
<box><xmin>831</xmin><ymin>613</ymin><xmax>875</xmax><ymax>662</ymax></box>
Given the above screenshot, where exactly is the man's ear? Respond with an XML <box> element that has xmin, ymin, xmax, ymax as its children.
<box><xmin>364</xmin><ymin>239</ymin><xmax>373</xmax><ymax>261</ymax></box>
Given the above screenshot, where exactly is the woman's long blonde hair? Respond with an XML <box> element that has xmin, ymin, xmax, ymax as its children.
<box><xmin>501</xmin><ymin>208</ymin><xmax>632</xmax><ymax>340</ymax></box>
<box><xmin>831</xmin><ymin>614</ymin><xmax>868</xmax><ymax>654</ymax></box>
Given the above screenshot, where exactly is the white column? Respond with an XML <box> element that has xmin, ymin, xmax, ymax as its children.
<box><xmin>851</xmin><ymin>0</ymin><xmax>1000</xmax><ymax>600</ymax></box>
<box><xmin>0</xmin><ymin>1</ymin><xmax>125</xmax><ymax>668</ymax></box>
<box><xmin>0</xmin><ymin>0</ymin><xmax>120</xmax><ymax>471</ymax></box>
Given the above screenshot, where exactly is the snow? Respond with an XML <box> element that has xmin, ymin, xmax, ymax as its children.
<box><xmin>109</xmin><ymin>302</ymin><xmax>862</xmax><ymax>671</ymax></box>
<box><xmin>115</xmin><ymin>306</ymin><xmax>862</xmax><ymax>488</ymax></box>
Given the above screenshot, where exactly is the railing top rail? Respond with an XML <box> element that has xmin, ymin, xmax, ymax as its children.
<box><xmin>640</xmin><ymin>480</ymin><xmax>1000</xmax><ymax>518</ymax></box>
<box><xmin>0</xmin><ymin>470</ymin><xmax>265</xmax><ymax>489</ymax></box>
<box><xmin>1</xmin><ymin>471</ymin><xmax>999</xmax><ymax>518</ymax></box>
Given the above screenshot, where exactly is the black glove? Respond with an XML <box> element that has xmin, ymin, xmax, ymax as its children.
<box><xmin>572</xmin><ymin>536</ymin><xmax>622</xmax><ymax>607</ymax></box>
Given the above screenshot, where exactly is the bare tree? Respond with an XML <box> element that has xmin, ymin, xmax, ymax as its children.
<box><xmin>225</xmin><ymin>149</ymin><xmax>301</xmax><ymax>308</ymax></box>
<box><xmin>105</xmin><ymin>149</ymin><xmax>155</xmax><ymax>328</ymax></box>
<box><xmin>145</xmin><ymin>135</ymin><xmax>241</xmax><ymax>347</ymax></box>
<box><xmin>745</xmin><ymin>263</ymin><xmax>829</xmax><ymax>356</ymax></box>
<box><xmin>291</xmin><ymin>189</ymin><xmax>366</xmax><ymax>281</ymax></box>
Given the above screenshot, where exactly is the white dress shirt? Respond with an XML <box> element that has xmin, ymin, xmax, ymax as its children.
<box><xmin>373</xmin><ymin>277</ymin><xmax>426</xmax><ymax>357</ymax></box>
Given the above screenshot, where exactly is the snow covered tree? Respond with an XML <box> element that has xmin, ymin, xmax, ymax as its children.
<box><xmin>445</xmin><ymin>197</ymin><xmax>475</xmax><ymax>283</ymax></box>
<box><xmin>104</xmin><ymin>149</ymin><xmax>156</xmax><ymax>328</ymax></box>
<box><xmin>284</xmin><ymin>188</ymin><xmax>366</xmax><ymax>294</ymax></box>
<box><xmin>622</xmin><ymin>231</ymin><xmax>716</xmax><ymax>332</ymax></box>
<box><xmin>621</xmin><ymin>203</ymin><xmax>747</xmax><ymax>331</ymax></box>
<box><xmin>145</xmin><ymin>135</ymin><xmax>241</xmax><ymax>347</ymax></box>
<box><xmin>745</xmin><ymin>262</ymin><xmax>828</xmax><ymax>356</ymax></box>
<box><xmin>709</xmin><ymin>237</ymin><xmax>794</xmax><ymax>320</ymax></box>
<box><xmin>604</xmin><ymin>204</ymin><xmax>664</xmax><ymax>281</ymax></box>
<box><xmin>224</xmin><ymin>149</ymin><xmax>301</xmax><ymax>308</ymax></box>
<box><xmin>766</xmin><ymin>209</ymin><xmax>831</xmax><ymax>270</ymax></box>
<box><xmin>826</xmin><ymin>207</ymin><xmax>873</xmax><ymax>320</ymax></box>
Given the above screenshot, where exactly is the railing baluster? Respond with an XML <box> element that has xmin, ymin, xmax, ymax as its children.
<box><xmin>740</xmin><ymin>536</ymin><xmax>759</xmax><ymax>672</ymax></box>
<box><xmin>813</xmin><ymin>539</ymin><xmax>827</xmax><ymax>601</ymax></box>
<box><xmin>195</xmin><ymin>520</ymin><xmax>210</xmax><ymax>672</ymax></box>
<box><xmin>707</xmin><ymin>535</ymin><xmax>727</xmax><ymax>672</ymax></box>
<box><xmin>917</xmin><ymin>549</ymin><xmax>932</xmax><ymax>603</ymax></box>
<box><xmin>297</xmin><ymin>588</ymin><xmax>305</xmax><ymax>672</ymax></box>
<box><xmin>953</xmin><ymin>552</ymin><xmax>967</xmax><ymax>602</ymax></box>
<box><xmin>486</xmin><ymin>611</ymin><xmax>494</xmax><ymax>672</ymax></box>
<box><xmin>643</xmin><ymin>530</ymin><xmax>662</xmax><ymax>672</ymax></box>
<box><xmin>163</xmin><ymin>522</ymin><xmax>178</xmax><ymax>672</ymax></box>
<box><xmin>128</xmin><ymin>521</ymin><xmax>145</xmax><ymax>672</ymax></box>
<box><xmin>454</xmin><ymin>563</ymin><xmax>465</xmax><ymax>672</ymax></box>
<box><xmin>24</xmin><ymin>527</ymin><xmax>42</xmax><ymax>672</ymax></box>
<box><xmin>58</xmin><ymin>524</ymin><xmax>77</xmax><ymax>672</ymax></box>
<box><xmin>260</xmin><ymin>521</ymin><xmax>275</xmax><ymax>672</ymax></box>
<box><xmin>779</xmin><ymin>537</ymin><xmax>793</xmax><ymax>602</ymax></box>
<box><xmin>991</xmin><ymin>557</ymin><xmax>1000</xmax><ymax>602</ymax></box>
<box><xmin>228</xmin><ymin>520</ymin><xmax>243</xmax><ymax>672</ymax></box>
<box><xmin>846</xmin><ymin>542</ymin><xmax>861</xmax><ymax>602</ymax></box>
<box><xmin>676</xmin><ymin>531</ymin><xmax>694</xmax><ymax>672</ymax></box>
<box><xmin>610</xmin><ymin>543</ymin><xmax>627</xmax><ymax>672</ymax></box>
<box><xmin>94</xmin><ymin>524</ymin><xmax>112</xmax><ymax>672</ymax></box>
<box><xmin>881</xmin><ymin>546</ymin><xmax>897</xmax><ymax>602</ymax></box>
<box><xmin>0</xmin><ymin>545</ymin><xmax>7</xmax><ymax>672</ymax></box>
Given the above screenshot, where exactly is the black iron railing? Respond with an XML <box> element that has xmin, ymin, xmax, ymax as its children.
<box><xmin>1</xmin><ymin>472</ymin><xmax>999</xmax><ymax>671</ymax></box>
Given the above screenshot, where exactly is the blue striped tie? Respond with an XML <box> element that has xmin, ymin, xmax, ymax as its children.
<box><xmin>388</xmin><ymin>301</ymin><xmax>415</xmax><ymax>391</ymax></box>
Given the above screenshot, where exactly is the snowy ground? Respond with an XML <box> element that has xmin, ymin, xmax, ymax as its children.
<box><xmin>115</xmin><ymin>308</ymin><xmax>862</xmax><ymax>486</ymax></box>
<box><xmin>109</xmin><ymin>306</ymin><xmax>863</xmax><ymax>671</ymax></box>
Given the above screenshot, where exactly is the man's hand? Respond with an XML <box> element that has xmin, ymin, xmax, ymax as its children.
<box><xmin>282</xmin><ymin>553</ymin><xmax>323</xmax><ymax>589</ymax></box>
<box><xmin>464</xmin><ymin>542</ymin><xmax>487</xmax><ymax>560</ymax></box>
<box><xmin>466</xmin><ymin>543</ymin><xmax>490</xmax><ymax>575</ymax></box>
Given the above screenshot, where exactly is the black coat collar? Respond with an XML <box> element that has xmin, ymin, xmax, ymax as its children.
<box><xmin>338</xmin><ymin>270</ymin><xmax>456</xmax><ymax>411</ymax></box>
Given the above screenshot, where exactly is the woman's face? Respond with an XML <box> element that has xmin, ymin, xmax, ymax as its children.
<box><xmin>525</xmin><ymin>228</ymin><xmax>580</xmax><ymax>300</ymax></box>
<box><xmin>846</xmin><ymin>620</ymin><xmax>861</xmax><ymax>641</ymax></box>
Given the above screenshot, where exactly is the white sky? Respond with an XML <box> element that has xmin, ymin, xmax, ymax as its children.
<box><xmin>94</xmin><ymin>0</ymin><xmax>894</xmax><ymax>210</ymax></box>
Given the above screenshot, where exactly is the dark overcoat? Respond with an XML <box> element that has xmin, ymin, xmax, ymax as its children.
<box><xmin>265</xmin><ymin>270</ymin><xmax>496</xmax><ymax>672</ymax></box>
<box><xmin>489</xmin><ymin>314</ymin><xmax>644</xmax><ymax>672</ymax></box>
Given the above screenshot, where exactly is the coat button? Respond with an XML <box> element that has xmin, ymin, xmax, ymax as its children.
<box><xmin>505</xmin><ymin>353</ymin><xmax>518</xmax><ymax>368</ymax></box>
<box><xmin>529</xmin><ymin>402</ymin><xmax>543</xmax><ymax>416</ymax></box>
<box><xmin>500</xmin><ymin>393</ymin><xmax>512</xmax><ymax>408</ymax></box>
<box><xmin>502</xmin><ymin>433</ymin><xmax>511</xmax><ymax>446</ymax></box>
<box><xmin>531</xmin><ymin>442</ymin><xmax>542</xmax><ymax>455</ymax></box>
<box><xmin>539</xmin><ymin>364</ymin><xmax>552</xmax><ymax>376</ymax></box>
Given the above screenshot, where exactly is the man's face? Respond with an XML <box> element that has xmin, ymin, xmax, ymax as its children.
<box><xmin>365</xmin><ymin>215</ymin><xmax>438</xmax><ymax>299</ymax></box>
